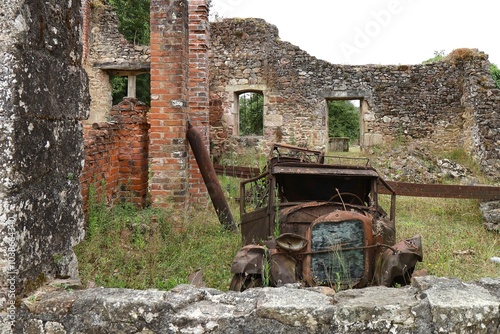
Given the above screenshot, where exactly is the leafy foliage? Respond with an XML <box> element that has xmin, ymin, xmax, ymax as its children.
<box><xmin>328</xmin><ymin>100</ymin><xmax>360</xmax><ymax>142</ymax></box>
<box><xmin>239</xmin><ymin>92</ymin><xmax>263</xmax><ymax>135</ymax></box>
<box><xmin>107</xmin><ymin>0</ymin><xmax>150</xmax><ymax>45</ymax></box>
<box><xmin>110</xmin><ymin>76</ymin><xmax>127</xmax><ymax>105</ymax></box>
<box><xmin>490</xmin><ymin>63</ymin><xmax>500</xmax><ymax>89</ymax></box>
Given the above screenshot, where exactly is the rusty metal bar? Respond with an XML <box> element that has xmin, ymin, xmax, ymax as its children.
<box><xmin>215</xmin><ymin>164</ymin><xmax>500</xmax><ymax>201</ymax></box>
<box><xmin>378</xmin><ymin>181</ymin><xmax>500</xmax><ymax>200</ymax></box>
<box><xmin>186</xmin><ymin>123</ymin><xmax>237</xmax><ymax>232</ymax></box>
<box><xmin>214</xmin><ymin>164</ymin><xmax>261</xmax><ymax>178</ymax></box>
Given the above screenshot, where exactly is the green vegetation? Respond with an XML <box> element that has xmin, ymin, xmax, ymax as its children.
<box><xmin>328</xmin><ymin>100</ymin><xmax>360</xmax><ymax>143</ymax></box>
<box><xmin>75</xmin><ymin>200</ymin><xmax>241</xmax><ymax>291</ymax></box>
<box><xmin>239</xmin><ymin>92</ymin><xmax>264</xmax><ymax>136</ymax></box>
<box><xmin>108</xmin><ymin>0</ymin><xmax>150</xmax><ymax>45</ymax></box>
<box><xmin>490</xmin><ymin>63</ymin><xmax>500</xmax><ymax>89</ymax></box>
<box><xmin>385</xmin><ymin>196</ymin><xmax>498</xmax><ymax>280</ymax></box>
<box><xmin>422</xmin><ymin>50</ymin><xmax>445</xmax><ymax>64</ymax></box>
<box><xmin>110</xmin><ymin>74</ymin><xmax>151</xmax><ymax>106</ymax></box>
<box><xmin>262</xmin><ymin>246</ymin><xmax>271</xmax><ymax>287</ymax></box>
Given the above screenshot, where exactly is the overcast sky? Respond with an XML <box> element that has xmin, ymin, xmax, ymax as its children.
<box><xmin>209</xmin><ymin>0</ymin><xmax>500</xmax><ymax>66</ymax></box>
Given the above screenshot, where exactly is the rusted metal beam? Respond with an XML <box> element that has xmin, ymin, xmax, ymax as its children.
<box><xmin>186</xmin><ymin>124</ymin><xmax>237</xmax><ymax>232</ymax></box>
<box><xmin>378</xmin><ymin>181</ymin><xmax>500</xmax><ymax>200</ymax></box>
<box><xmin>214</xmin><ymin>164</ymin><xmax>500</xmax><ymax>200</ymax></box>
<box><xmin>214</xmin><ymin>164</ymin><xmax>260</xmax><ymax>178</ymax></box>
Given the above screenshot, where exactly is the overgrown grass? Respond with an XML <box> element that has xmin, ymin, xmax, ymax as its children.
<box><xmin>75</xmin><ymin>201</ymin><xmax>241</xmax><ymax>291</ymax></box>
<box><xmin>384</xmin><ymin>196</ymin><xmax>499</xmax><ymax>281</ymax></box>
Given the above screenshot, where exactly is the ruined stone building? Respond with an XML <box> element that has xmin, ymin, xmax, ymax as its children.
<box><xmin>0</xmin><ymin>1</ymin><xmax>498</xmax><ymax>332</ymax></box>
<box><xmin>1</xmin><ymin>0</ymin><xmax>498</xmax><ymax>299</ymax></box>
<box><xmin>208</xmin><ymin>19</ymin><xmax>499</xmax><ymax>180</ymax></box>
<box><xmin>84</xmin><ymin>2</ymin><xmax>499</xmax><ymax>214</ymax></box>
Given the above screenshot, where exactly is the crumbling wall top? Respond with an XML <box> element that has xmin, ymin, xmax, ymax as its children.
<box><xmin>87</xmin><ymin>0</ymin><xmax>150</xmax><ymax>73</ymax></box>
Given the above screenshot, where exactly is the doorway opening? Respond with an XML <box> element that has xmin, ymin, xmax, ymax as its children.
<box><xmin>327</xmin><ymin>99</ymin><xmax>361</xmax><ymax>151</ymax></box>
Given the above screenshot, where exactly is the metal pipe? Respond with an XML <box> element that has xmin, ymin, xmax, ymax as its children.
<box><xmin>186</xmin><ymin>122</ymin><xmax>237</xmax><ymax>232</ymax></box>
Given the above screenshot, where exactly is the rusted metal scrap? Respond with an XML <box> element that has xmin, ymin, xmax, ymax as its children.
<box><xmin>214</xmin><ymin>166</ymin><xmax>500</xmax><ymax>200</ymax></box>
<box><xmin>208</xmin><ymin>142</ymin><xmax>498</xmax><ymax>291</ymax></box>
<box><xmin>379</xmin><ymin>181</ymin><xmax>500</xmax><ymax>200</ymax></box>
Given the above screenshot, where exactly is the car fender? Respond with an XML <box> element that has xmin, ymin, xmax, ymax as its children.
<box><xmin>374</xmin><ymin>235</ymin><xmax>423</xmax><ymax>286</ymax></box>
<box><xmin>230</xmin><ymin>244</ymin><xmax>266</xmax><ymax>274</ymax></box>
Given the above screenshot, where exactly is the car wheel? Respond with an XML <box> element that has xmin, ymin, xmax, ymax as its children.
<box><xmin>229</xmin><ymin>273</ymin><xmax>263</xmax><ymax>292</ymax></box>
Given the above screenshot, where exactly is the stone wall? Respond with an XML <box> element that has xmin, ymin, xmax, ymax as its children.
<box><xmin>209</xmin><ymin>19</ymin><xmax>500</xmax><ymax>180</ymax></box>
<box><xmin>83</xmin><ymin>0</ymin><xmax>150</xmax><ymax>124</ymax></box>
<box><xmin>13</xmin><ymin>276</ymin><xmax>500</xmax><ymax>333</ymax></box>
<box><xmin>460</xmin><ymin>51</ymin><xmax>500</xmax><ymax>179</ymax></box>
<box><xmin>80</xmin><ymin>98</ymin><xmax>150</xmax><ymax>212</ymax></box>
<box><xmin>0</xmin><ymin>0</ymin><xmax>89</xmax><ymax>310</ymax></box>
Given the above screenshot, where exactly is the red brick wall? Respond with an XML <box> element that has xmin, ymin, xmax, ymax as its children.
<box><xmin>188</xmin><ymin>0</ymin><xmax>210</xmax><ymax>203</ymax></box>
<box><xmin>149</xmin><ymin>0</ymin><xmax>191</xmax><ymax>209</ymax></box>
<box><xmin>82</xmin><ymin>1</ymin><xmax>212</xmax><ymax>217</ymax></box>
<box><xmin>80</xmin><ymin>98</ymin><xmax>149</xmax><ymax>212</ymax></box>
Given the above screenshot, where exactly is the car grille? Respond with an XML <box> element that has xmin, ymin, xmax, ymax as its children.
<box><xmin>310</xmin><ymin>219</ymin><xmax>365</xmax><ymax>285</ymax></box>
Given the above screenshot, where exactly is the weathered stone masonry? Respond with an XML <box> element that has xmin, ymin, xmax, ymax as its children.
<box><xmin>83</xmin><ymin>0</ymin><xmax>150</xmax><ymax>124</ymax></box>
<box><xmin>0</xmin><ymin>0</ymin><xmax>89</xmax><ymax>300</ymax></box>
<box><xmin>209</xmin><ymin>19</ymin><xmax>500</xmax><ymax>180</ymax></box>
<box><xmin>14</xmin><ymin>277</ymin><xmax>500</xmax><ymax>333</ymax></box>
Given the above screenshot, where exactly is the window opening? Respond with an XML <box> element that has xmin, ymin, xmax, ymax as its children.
<box><xmin>238</xmin><ymin>91</ymin><xmax>263</xmax><ymax>136</ymax></box>
<box><xmin>110</xmin><ymin>73</ymin><xmax>150</xmax><ymax>106</ymax></box>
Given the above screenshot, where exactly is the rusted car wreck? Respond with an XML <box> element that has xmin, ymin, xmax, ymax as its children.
<box><xmin>228</xmin><ymin>144</ymin><xmax>423</xmax><ymax>291</ymax></box>
<box><xmin>187</xmin><ymin>122</ymin><xmax>423</xmax><ymax>291</ymax></box>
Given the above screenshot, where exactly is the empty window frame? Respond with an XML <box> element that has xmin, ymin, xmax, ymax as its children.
<box><xmin>238</xmin><ymin>91</ymin><xmax>264</xmax><ymax>136</ymax></box>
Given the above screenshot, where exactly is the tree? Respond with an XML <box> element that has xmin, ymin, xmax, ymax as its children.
<box><xmin>108</xmin><ymin>0</ymin><xmax>150</xmax><ymax>45</ymax></box>
<box><xmin>239</xmin><ymin>92</ymin><xmax>263</xmax><ymax>135</ymax></box>
<box><xmin>328</xmin><ymin>100</ymin><xmax>359</xmax><ymax>142</ymax></box>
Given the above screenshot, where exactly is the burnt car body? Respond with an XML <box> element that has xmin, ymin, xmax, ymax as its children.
<box><xmin>230</xmin><ymin>143</ymin><xmax>422</xmax><ymax>291</ymax></box>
